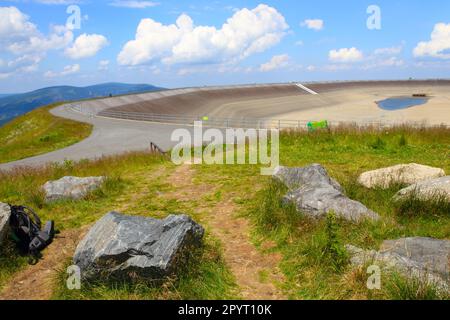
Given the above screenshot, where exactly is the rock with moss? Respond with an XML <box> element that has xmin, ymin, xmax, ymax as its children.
<box><xmin>358</xmin><ymin>163</ymin><xmax>445</xmax><ymax>189</ymax></box>
<box><xmin>73</xmin><ymin>212</ymin><xmax>205</xmax><ymax>282</ymax></box>
<box><xmin>43</xmin><ymin>176</ymin><xmax>105</xmax><ymax>202</ymax></box>
<box><xmin>394</xmin><ymin>176</ymin><xmax>450</xmax><ymax>202</ymax></box>
<box><xmin>0</xmin><ymin>203</ymin><xmax>11</xmax><ymax>247</ymax></box>
<box><xmin>274</xmin><ymin>164</ymin><xmax>379</xmax><ymax>223</ymax></box>
<box><xmin>346</xmin><ymin>237</ymin><xmax>450</xmax><ymax>293</ymax></box>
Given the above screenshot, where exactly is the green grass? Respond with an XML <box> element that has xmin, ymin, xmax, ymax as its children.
<box><xmin>0</xmin><ymin>241</ymin><xmax>29</xmax><ymax>291</ymax></box>
<box><xmin>53</xmin><ymin>238</ymin><xmax>238</xmax><ymax>300</ymax></box>
<box><xmin>0</xmin><ymin>151</ymin><xmax>239</xmax><ymax>299</ymax></box>
<box><xmin>0</xmin><ymin>103</ymin><xmax>92</xmax><ymax>164</ymax></box>
<box><xmin>394</xmin><ymin>191</ymin><xmax>450</xmax><ymax>218</ymax></box>
<box><xmin>0</xmin><ymin>125</ymin><xmax>449</xmax><ymax>300</ymax></box>
<box><xmin>193</xmin><ymin>125</ymin><xmax>450</xmax><ymax>300</ymax></box>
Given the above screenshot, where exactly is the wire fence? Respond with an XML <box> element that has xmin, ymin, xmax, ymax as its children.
<box><xmin>68</xmin><ymin>103</ymin><xmax>449</xmax><ymax>130</ymax></box>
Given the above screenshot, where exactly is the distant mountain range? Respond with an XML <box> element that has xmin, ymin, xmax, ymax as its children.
<box><xmin>0</xmin><ymin>83</ymin><xmax>164</xmax><ymax>126</ymax></box>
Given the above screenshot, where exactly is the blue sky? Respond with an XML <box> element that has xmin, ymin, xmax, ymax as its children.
<box><xmin>0</xmin><ymin>0</ymin><xmax>450</xmax><ymax>93</ymax></box>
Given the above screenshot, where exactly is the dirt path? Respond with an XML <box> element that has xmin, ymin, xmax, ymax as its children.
<box><xmin>0</xmin><ymin>227</ymin><xmax>87</xmax><ymax>300</ymax></box>
<box><xmin>1</xmin><ymin>164</ymin><xmax>285</xmax><ymax>300</ymax></box>
<box><xmin>166</xmin><ymin>165</ymin><xmax>286</xmax><ymax>300</ymax></box>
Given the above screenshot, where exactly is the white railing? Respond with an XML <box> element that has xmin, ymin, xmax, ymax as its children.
<box><xmin>67</xmin><ymin>103</ymin><xmax>449</xmax><ymax>130</ymax></box>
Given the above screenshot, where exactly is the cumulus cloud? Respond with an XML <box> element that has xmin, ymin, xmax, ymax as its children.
<box><xmin>259</xmin><ymin>54</ymin><xmax>290</xmax><ymax>72</ymax></box>
<box><xmin>329</xmin><ymin>47</ymin><xmax>363</xmax><ymax>63</ymax></box>
<box><xmin>301</xmin><ymin>19</ymin><xmax>324</xmax><ymax>31</ymax></box>
<box><xmin>117</xmin><ymin>4</ymin><xmax>289</xmax><ymax>66</ymax></box>
<box><xmin>0</xmin><ymin>6</ymin><xmax>37</xmax><ymax>40</ymax></box>
<box><xmin>0</xmin><ymin>7</ymin><xmax>71</xmax><ymax>76</ymax></box>
<box><xmin>6</xmin><ymin>24</ymin><xmax>74</xmax><ymax>55</ymax></box>
<box><xmin>65</xmin><ymin>33</ymin><xmax>108</xmax><ymax>59</ymax></box>
<box><xmin>413</xmin><ymin>23</ymin><xmax>450</xmax><ymax>59</ymax></box>
<box><xmin>0</xmin><ymin>54</ymin><xmax>43</xmax><ymax>75</ymax></box>
<box><xmin>0</xmin><ymin>6</ymin><xmax>108</xmax><ymax>79</ymax></box>
<box><xmin>109</xmin><ymin>1</ymin><xmax>160</xmax><ymax>8</ymax></box>
<box><xmin>44</xmin><ymin>64</ymin><xmax>80</xmax><ymax>78</ymax></box>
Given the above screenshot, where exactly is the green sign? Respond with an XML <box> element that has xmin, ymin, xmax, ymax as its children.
<box><xmin>307</xmin><ymin>120</ymin><xmax>329</xmax><ymax>131</ymax></box>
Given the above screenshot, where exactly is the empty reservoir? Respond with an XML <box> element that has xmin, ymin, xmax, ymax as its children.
<box><xmin>377</xmin><ymin>97</ymin><xmax>428</xmax><ymax>111</ymax></box>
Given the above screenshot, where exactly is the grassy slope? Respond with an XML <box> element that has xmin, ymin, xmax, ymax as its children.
<box><xmin>0</xmin><ymin>153</ymin><xmax>238</xmax><ymax>299</ymax></box>
<box><xmin>194</xmin><ymin>126</ymin><xmax>450</xmax><ymax>299</ymax></box>
<box><xmin>0</xmin><ymin>104</ymin><xmax>92</xmax><ymax>164</ymax></box>
<box><xmin>0</xmin><ymin>126</ymin><xmax>448</xmax><ymax>299</ymax></box>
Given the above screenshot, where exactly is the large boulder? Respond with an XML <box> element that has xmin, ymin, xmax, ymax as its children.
<box><xmin>274</xmin><ymin>164</ymin><xmax>380</xmax><ymax>223</ymax></box>
<box><xmin>73</xmin><ymin>212</ymin><xmax>205</xmax><ymax>282</ymax></box>
<box><xmin>43</xmin><ymin>176</ymin><xmax>105</xmax><ymax>202</ymax></box>
<box><xmin>0</xmin><ymin>203</ymin><xmax>11</xmax><ymax>247</ymax></box>
<box><xmin>394</xmin><ymin>176</ymin><xmax>450</xmax><ymax>201</ymax></box>
<box><xmin>358</xmin><ymin>163</ymin><xmax>445</xmax><ymax>189</ymax></box>
<box><xmin>346</xmin><ymin>237</ymin><xmax>450</xmax><ymax>292</ymax></box>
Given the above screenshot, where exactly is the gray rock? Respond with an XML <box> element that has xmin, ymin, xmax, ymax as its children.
<box><xmin>346</xmin><ymin>237</ymin><xmax>450</xmax><ymax>292</ymax></box>
<box><xmin>274</xmin><ymin>164</ymin><xmax>343</xmax><ymax>192</ymax></box>
<box><xmin>43</xmin><ymin>176</ymin><xmax>105</xmax><ymax>202</ymax></box>
<box><xmin>358</xmin><ymin>163</ymin><xmax>445</xmax><ymax>189</ymax></box>
<box><xmin>73</xmin><ymin>212</ymin><xmax>205</xmax><ymax>282</ymax></box>
<box><xmin>274</xmin><ymin>164</ymin><xmax>379</xmax><ymax>222</ymax></box>
<box><xmin>0</xmin><ymin>203</ymin><xmax>11</xmax><ymax>247</ymax></box>
<box><xmin>394</xmin><ymin>176</ymin><xmax>450</xmax><ymax>202</ymax></box>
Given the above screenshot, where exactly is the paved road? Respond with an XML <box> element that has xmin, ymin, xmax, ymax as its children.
<box><xmin>0</xmin><ymin>104</ymin><xmax>188</xmax><ymax>171</ymax></box>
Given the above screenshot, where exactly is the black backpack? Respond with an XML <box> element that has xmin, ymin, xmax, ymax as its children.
<box><xmin>9</xmin><ymin>205</ymin><xmax>55</xmax><ymax>263</ymax></box>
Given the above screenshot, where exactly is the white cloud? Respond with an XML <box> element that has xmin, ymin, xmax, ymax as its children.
<box><xmin>329</xmin><ymin>47</ymin><xmax>363</xmax><ymax>63</ymax></box>
<box><xmin>118</xmin><ymin>4</ymin><xmax>289</xmax><ymax>66</ymax></box>
<box><xmin>109</xmin><ymin>1</ymin><xmax>160</xmax><ymax>8</ymax></box>
<box><xmin>98</xmin><ymin>60</ymin><xmax>110</xmax><ymax>71</ymax></box>
<box><xmin>301</xmin><ymin>19</ymin><xmax>324</xmax><ymax>31</ymax></box>
<box><xmin>0</xmin><ymin>6</ymin><xmax>38</xmax><ymax>41</ymax></box>
<box><xmin>44</xmin><ymin>64</ymin><xmax>80</xmax><ymax>78</ymax></box>
<box><xmin>6</xmin><ymin>24</ymin><xmax>74</xmax><ymax>55</ymax></box>
<box><xmin>374</xmin><ymin>45</ymin><xmax>403</xmax><ymax>56</ymax></box>
<box><xmin>362</xmin><ymin>57</ymin><xmax>404</xmax><ymax>70</ymax></box>
<box><xmin>0</xmin><ymin>53</ymin><xmax>42</xmax><ymax>74</ymax></box>
<box><xmin>259</xmin><ymin>54</ymin><xmax>290</xmax><ymax>72</ymax></box>
<box><xmin>0</xmin><ymin>6</ymin><xmax>78</xmax><ymax>78</ymax></box>
<box><xmin>413</xmin><ymin>23</ymin><xmax>450</xmax><ymax>59</ymax></box>
<box><xmin>65</xmin><ymin>34</ymin><xmax>108</xmax><ymax>59</ymax></box>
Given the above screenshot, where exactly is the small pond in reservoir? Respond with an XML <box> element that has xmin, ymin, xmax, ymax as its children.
<box><xmin>376</xmin><ymin>97</ymin><xmax>429</xmax><ymax>111</ymax></box>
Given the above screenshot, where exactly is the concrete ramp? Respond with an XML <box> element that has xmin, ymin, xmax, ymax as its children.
<box><xmin>296</xmin><ymin>83</ymin><xmax>319</xmax><ymax>95</ymax></box>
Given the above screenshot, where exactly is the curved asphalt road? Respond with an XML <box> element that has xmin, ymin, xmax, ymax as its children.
<box><xmin>0</xmin><ymin>104</ymin><xmax>188</xmax><ymax>171</ymax></box>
